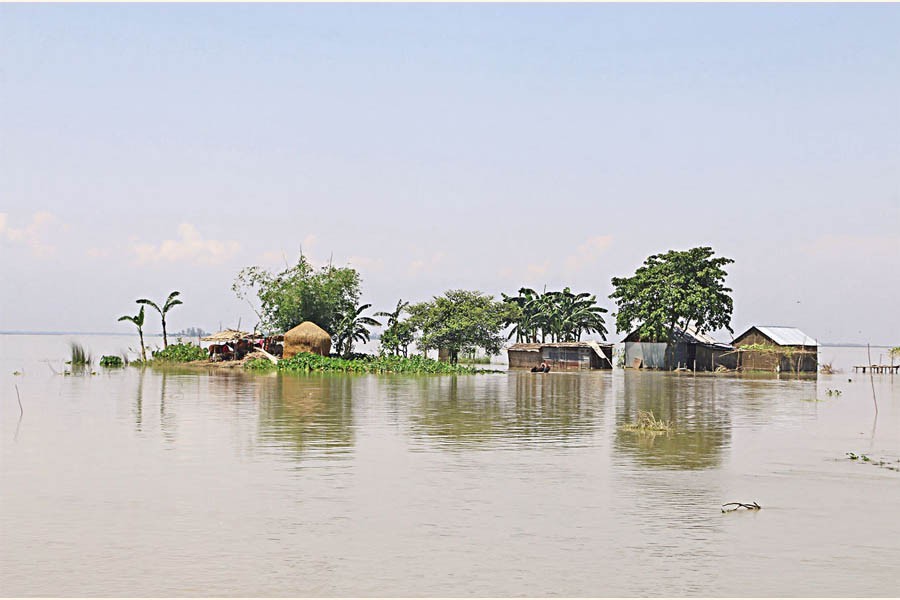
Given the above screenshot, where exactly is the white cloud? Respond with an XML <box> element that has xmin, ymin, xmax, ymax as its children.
<box><xmin>131</xmin><ymin>223</ymin><xmax>240</xmax><ymax>265</ymax></box>
<box><xmin>0</xmin><ymin>211</ymin><xmax>59</xmax><ymax>257</ymax></box>
<box><xmin>408</xmin><ymin>252</ymin><xmax>445</xmax><ymax>275</ymax></box>
<box><xmin>563</xmin><ymin>235</ymin><xmax>614</xmax><ymax>273</ymax></box>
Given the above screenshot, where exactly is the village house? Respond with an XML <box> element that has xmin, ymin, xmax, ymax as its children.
<box><xmin>623</xmin><ymin>326</ymin><xmax>732</xmax><ymax>371</ymax></box>
<box><xmin>723</xmin><ymin>325</ymin><xmax>818</xmax><ymax>372</ymax></box>
<box><xmin>507</xmin><ymin>341</ymin><xmax>614</xmax><ymax>370</ymax></box>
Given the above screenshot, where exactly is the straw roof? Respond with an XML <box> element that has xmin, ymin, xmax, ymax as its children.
<box><xmin>202</xmin><ymin>329</ymin><xmax>252</xmax><ymax>342</ymax></box>
<box><xmin>283</xmin><ymin>321</ymin><xmax>332</xmax><ymax>358</ymax></box>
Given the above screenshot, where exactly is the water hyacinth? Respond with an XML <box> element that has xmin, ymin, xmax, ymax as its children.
<box><xmin>248</xmin><ymin>352</ymin><xmax>493</xmax><ymax>375</ymax></box>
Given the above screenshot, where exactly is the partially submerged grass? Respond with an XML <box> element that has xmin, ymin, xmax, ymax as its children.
<box><xmin>66</xmin><ymin>343</ymin><xmax>93</xmax><ymax>373</ymax></box>
<box><xmin>620</xmin><ymin>410</ymin><xmax>673</xmax><ymax>433</ymax></box>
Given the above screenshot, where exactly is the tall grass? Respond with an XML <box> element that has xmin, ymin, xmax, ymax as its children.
<box><xmin>68</xmin><ymin>343</ymin><xmax>93</xmax><ymax>372</ymax></box>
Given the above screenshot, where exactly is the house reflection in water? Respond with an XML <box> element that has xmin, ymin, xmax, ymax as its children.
<box><xmin>405</xmin><ymin>372</ymin><xmax>611</xmax><ymax>449</ymax></box>
<box><xmin>614</xmin><ymin>371</ymin><xmax>732</xmax><ymax>470</ymax></box>
<box><xmin>255</xmin><ymin>373</ymin><xmax>356</xmax><ymax>459</ymax></box>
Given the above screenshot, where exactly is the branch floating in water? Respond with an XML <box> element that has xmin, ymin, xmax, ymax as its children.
<box><xmin>721</xmin><ymin>501</ymin><xmax>761</xmax><ymax>512</ymax></box>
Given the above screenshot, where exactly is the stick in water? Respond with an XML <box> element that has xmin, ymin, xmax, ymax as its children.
<box><xmin>15</xmin><ymin>384</ymin><xmax>23</xmax><ymax>417</ymax></box>
<box><xmin>867</xmin><ymin>343</ymin><xmax>878</xmax><ymax>415</ymax></box>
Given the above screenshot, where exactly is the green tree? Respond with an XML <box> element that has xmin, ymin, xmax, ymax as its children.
<box><xmin>137</xmin><ymin>291</ymin><xmax>182</xmax><ymax>348</ymax></box>
<box><xmin>232</xmin><ymin>255</ymin><xmax>361</xmax><ymax>337</ymax></box>
<box><xmin>609</xmin><ymin>246</ymin><xmax>734</xmax><ymax>347</ymax></box>
<box><xmin>118</xmin><ymin>305</ymin><xmax>147</xmax><ymax>362</ymax></box>
<box><xmin>376</xmin><ymin>299</ymin><xmax>415</xmax><ymax>357</ymax></box>
<box><xmin>408</xmin><ymin>290</ymin><xmax>518</xmax><ymax>364</ymax></box>
<box><xmin>333</xmin><ymin>303</ymin><xmax>381</xmax><ymax>357</ymax></box>
<box><xmin>503</xmin><ymin>287</ymin><xmax>607</xmax><ymax>342</ymax></box>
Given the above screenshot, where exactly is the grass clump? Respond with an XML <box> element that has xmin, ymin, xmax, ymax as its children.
<box><xmin>66</xmin><ymin>343</ymin><xmax>93</xmax><ymax>373</ymax></box>
<box><xmin>99</xmin><ymin>355</ymin><xmax>124</xmax><ymax>368</ymax></box>
<box><xmin>151</xmin><ymin>343</ymin><xmax>207</xmax><ymax>363</ymax></box>
<box><xmin>621</xmin><ymin>410</ymin><xmax>673</xmax><ymax>433</ymax></box>
<box><xmin>266</xmin><ymin>352</ymin><xmax>487</xmax><ymax>374</ymax></box>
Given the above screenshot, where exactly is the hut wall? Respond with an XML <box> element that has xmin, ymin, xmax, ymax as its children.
<box><xmin>508</xmin><ymin>349</ymin><xmax>541</xmax><ymax>369</ymax></box>
<box><xmin>694</xmin><ymin>345</ymin><xmax>730</xmax><ymax>372</ymax></box>
<box><xmin>594</xmin><ymin>345</ymin><xmax>614</xmax><ymax>369</ymax></box>
<box><xmin>625</xmin><ymin>342</ymin><xmax>691</xmax><ymax>370</ymax></box>
<box><xmin>541</xmin><ymin>346</ymin><xmax>592</xmax><ymax>370</ymax></box>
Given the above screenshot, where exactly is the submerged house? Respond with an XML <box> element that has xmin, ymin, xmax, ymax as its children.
<box><xmin>623</xmin><ymin>326</ymin><xmax>732</xmax><ymax>371</ymax></box>
<box><xmin>724</xmin><ymin>325</ymin><xmax>818</xmax><ymax>372</ymax></box>
<box><xmin>507</xmin><ymin>341</ymin><xmax>614</xmax><ymax>370</ymax></box>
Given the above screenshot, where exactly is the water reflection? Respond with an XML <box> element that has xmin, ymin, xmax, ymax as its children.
<box><xmin>615</xmin><ymin>372</ymin><xmax>731</xmax><ymax>469</ymax></box>
<box><xmin>405</xmin><ymin>373</ymin><xmax>607</xmax><ymax>449</ymax></box>
<box><xmin>256</xmin><ymin>373</ymin><xmax>355</xmax><ymax>459</ymax></box>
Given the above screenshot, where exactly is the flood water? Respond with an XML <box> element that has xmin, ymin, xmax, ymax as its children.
<box><xmin>1</xmin><ymin>334</ymin><xmax>899</xmax><ymax>596</ymax></box>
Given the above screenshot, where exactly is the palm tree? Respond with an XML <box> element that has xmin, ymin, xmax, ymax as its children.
<box><xmin>137</xmin><ymin>291</ymin><xmax>182</xmax><ymax>348</ymax></box>
<box><xmin>118</xmin><ymin>306</ymin><xmax>147</xmax><ymax>362</ymax></box>
<box><xmin>335</xmin><ymin>303</ymin><xmax>382</xmax><ymax>357</ymax></box>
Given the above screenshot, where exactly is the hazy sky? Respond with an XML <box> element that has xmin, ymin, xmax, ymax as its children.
<box><xmin>1</xmin><ymin>4</ymin><xmax>898</xmax><ymax>344</ymax></box>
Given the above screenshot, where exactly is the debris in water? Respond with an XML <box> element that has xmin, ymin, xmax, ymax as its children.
<box><xmin>722</xmin><ymin>502</ymin><xmax>761</xmax><ymax>513</ymax></box>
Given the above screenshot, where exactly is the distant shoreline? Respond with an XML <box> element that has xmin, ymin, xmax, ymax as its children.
<box><xmin>0</xmin><ymin>331</ymin><xmax>893</xmax><ymax>349</ymax></box>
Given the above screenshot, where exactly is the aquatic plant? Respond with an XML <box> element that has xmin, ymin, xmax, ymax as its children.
<box><xmin>99</xmin><ymin>355</ymin><xmax>124</xmax><ymax>368</ymax></box>
<box><xmin>68</xmin><ymin>343</ymin><xmax>93</xmax><ymax>368</ymax></box>
<box><xmin>151</xmin><ymin>342</ymin><xmax>207</xmax><ymax>363</ymax></box>
<box><xmin>266</xmin><ymin>352</ymin><xmax>489</xmax><ymax>375</ymax></box>
<box><xmin>621</xmin><ymin>410</ymin><xmax>672</xmax><ymax>433</ymax></box>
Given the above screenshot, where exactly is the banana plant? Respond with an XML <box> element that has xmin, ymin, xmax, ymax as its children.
<box><xmin>137</xmin><ymin>291</ymin><xmax>182</xmax><ymax>348</ymax></box>
<box><xmin>118</xmin><ymin>306</ymin><xmax>147</xmax><ymax>362</ymax></box>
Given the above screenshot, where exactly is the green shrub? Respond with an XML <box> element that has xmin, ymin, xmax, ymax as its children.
<box><xmin>99</xmin><ymin>355</ymin><xmax>124</xmax><ymax>368</ymax></box>
<box><xmin>151</xmin><ymin>343</ymin><xmax>207</xmax><ymax>363</ymax></box>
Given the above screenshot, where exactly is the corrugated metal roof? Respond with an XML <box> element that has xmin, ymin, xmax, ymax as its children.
<box><xmin>625</xmin><ymin>326</ymin><xmax>731</xmax><ymax>347</ymax></box>
<box><xmin>753</xmin><ymin>326</ymin><xmax>818</xmax><ymax>347</ymax></box>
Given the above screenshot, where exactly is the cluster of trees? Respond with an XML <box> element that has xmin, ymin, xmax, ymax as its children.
<box><xmin>501</xmin><ymin>287</ymin><xmax>608</xmax><ymax>343</ymax></box>
<box><xmin>231</xmin><ymin>246</ymin><xmax>735</xmax><ymax>364</ymax></box>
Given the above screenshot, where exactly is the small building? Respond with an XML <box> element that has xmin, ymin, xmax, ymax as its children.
<box><xmin>725</xmin><ymin>325</ymin><xmax>818</xmax><ymax>372</ymax></box>
<box><xmin>623</xmin><ymin>326</ymin><xmax>732</xmax><ymax>371</ymax></box>
<box><xmin>283</xmin><ymin>321</ymin><xmax>332</xmax><ymax>359</ymax></box>
<box><xmin>507</xmin><ymin>341</ymin><xmax>614</xmax><ymax>370</ymax></box>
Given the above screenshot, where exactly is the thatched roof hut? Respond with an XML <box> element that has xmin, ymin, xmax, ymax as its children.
<box><xmin>283</xmin><ymin>321</ymin><xmax>332</xmax><ymax>358</ymax></box>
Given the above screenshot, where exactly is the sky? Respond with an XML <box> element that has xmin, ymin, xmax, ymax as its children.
<box><xmin>1</xmin><ymin>3</ymin><xmax>898</xmax><ymax>344</ymax></box>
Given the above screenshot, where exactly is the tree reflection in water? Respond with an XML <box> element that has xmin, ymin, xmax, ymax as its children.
<box><xmin>405</xmin><ymin>373</ymin><xmax>608</xmax><ymax>449</ymax></box>
<box><xmin>256</xmin><ymin>373</ymin><xmax>355</xmax><ymax>459</ymax></box>
<box><xmin>615</xmin><ymin>371</ymin><xmax>732</xmax><ymax>470</ymax></box>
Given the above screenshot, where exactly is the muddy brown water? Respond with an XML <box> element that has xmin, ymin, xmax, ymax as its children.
<box><xmin>1</xmin><ymin>335</ymin><xmax>899</xmax><ymax>596</ymax></box>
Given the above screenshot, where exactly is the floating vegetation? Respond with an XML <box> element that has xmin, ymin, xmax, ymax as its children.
<box><xmin>253</xmin><ymin>352</ymin><xmax>490</xmax><ymax>375</ymax></box>
<box><xmin>99</xmin><ymin>355</ymin><xmax>124</xmax><ymax>368</ymax></box>
<box><xmin>825</xmin><ymin>388</ymin><xmax>842</xmax><ymax>397</ymax></box>
<box><xmin>68</xmin><ymin>343</ymin><xmax>93</xmax><ymax>367</ymax></box>
<box><xmin>150</xmin><ymin>343</ymin><xmax>208</xmax><ymax>363</ymax></box>
<box><xmin>722</xmin><ymin>501</ymin><xmax>761</xmax><ymax>513</ymax></box>
<box><xmin>620</xmin><ymin>410</ymin><xmax>673</xmax><ymax>433</ymax></box>
<box><xmin>820</xmin><ymin>362</ymin><xmax>838</xmax><ymax>374</ymax></box>
<box><xmin>847</xmin><ymin>452</ymin><xmax>900</xmax><ymax>472</ymax></box>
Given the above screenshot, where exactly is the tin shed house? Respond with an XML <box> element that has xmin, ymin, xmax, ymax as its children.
<box><xmin>724</xmin><ymin>325</ymin><xmax>818</xmax><ymax>372</ymax></box>
<box><xmin>623</xmin><ymin>326</ymin><xmax>732</xmax><ymax>371</ymax></box>
<box><xmin>507</xmin><ymin>341</ymin><xmax>613</xmax><ymax>370</ymax></box>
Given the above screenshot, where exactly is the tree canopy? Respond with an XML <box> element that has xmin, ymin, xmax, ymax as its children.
<box><xmin>407</xmin><ymin>290</ymin><xmax>518</xmax><ymax>364</ymax></box>
<box><xmin>232</xmin><ymin>255</ymin><xmax>361</xmax><ymax>335</ymax></box>
<box><xmin>502</xmin><ymin>286</ymin><xmax>607</xmax><ymax>343</ymax></box>
<box><xmin>609</xmin><ymin>246</ymin><xmax>734</xmax><ymax>341</ymax></box>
